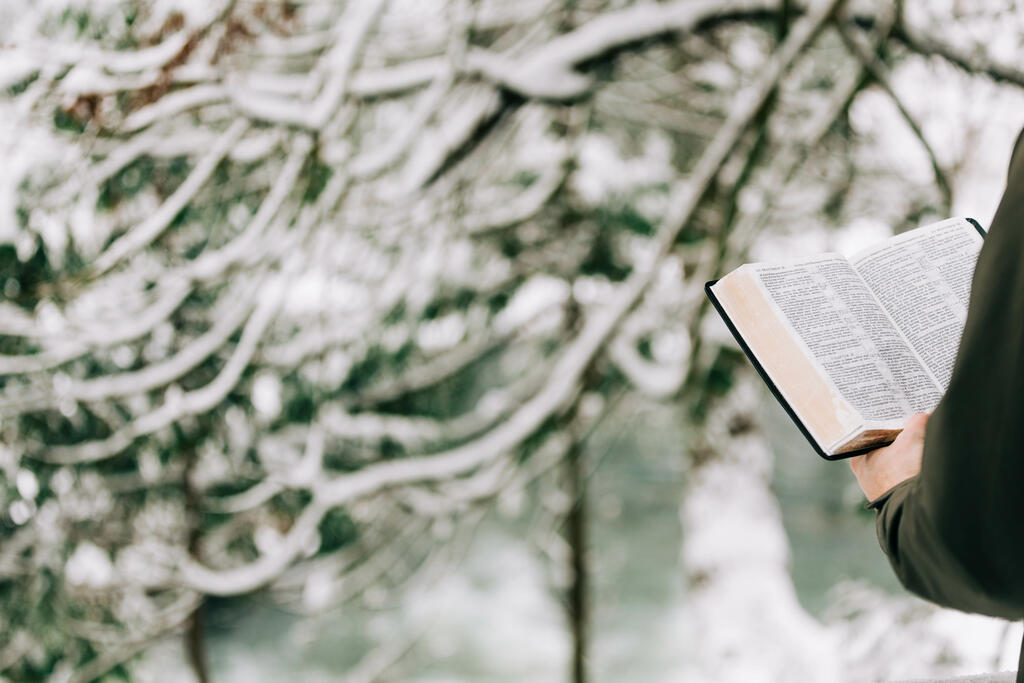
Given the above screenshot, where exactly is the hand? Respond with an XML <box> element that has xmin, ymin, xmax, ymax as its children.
<box><xmin>849</xmin><ymin>412</ymin><xmax>930</xmax><ymax>501</ymax></box>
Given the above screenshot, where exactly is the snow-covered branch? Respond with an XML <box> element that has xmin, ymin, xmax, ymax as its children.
<box><xmin>836</xmin><ymin>20</ymin><xmax>953</xmax><ymax>210</ymax></box>
<box><xmin>90</xmin><ymin>119</ymin><xmax>248</xmax><ymax>276</ymax></box>
<box><xmin>168</xmin><ymin>0</ymin><xmax>845</xmax><ymax>597</ymax></box>
<box><xmin>35</xmin><ymin>277</ymin><xmax>285</xmax><ymax>465</ymax></box>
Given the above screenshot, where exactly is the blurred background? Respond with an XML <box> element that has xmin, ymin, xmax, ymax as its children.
<box><xmin>1</xmin><ymin>0</ymin><xmax>1024</xmax><ymax>681</ymax></box>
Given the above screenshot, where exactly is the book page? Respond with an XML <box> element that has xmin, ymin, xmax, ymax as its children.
<box><xmin>750</xmin><ymin>255</ymin><xmax>941</xmax><ymax>422</ymax></box>
<box><xmin>851</xmin><ymin>218</ymin><xmax>983</xmax><ymax>389</ymax></box>
<box><xmin>711</xmin><ymin>268</ymin><xmax>862</xmax><ymax>451</ymax></box>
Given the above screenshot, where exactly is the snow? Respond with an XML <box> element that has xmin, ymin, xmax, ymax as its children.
<box><xmin>494</xmin><ymin>274</ymin><xmax>571</xmax><ymax>334</ymax></box>
<box><xmin>675</xmin><ymin>380</ymin><xmax>1024</xmax><ymax>682</ymax></box>
<box><xmin>2</xmin><ymin>0</ymin><xmax>1023</xmax><ymax>678</ymax></box>
<box><xmin>406</xmin><ymin>539</ymin><xmax>570</xmax><ymax>680</ymax></box>
<box><xmin>14</xmin><ymin>469</ymin><xmax>39</xmax><ymax>501</ymax></box>
<box><xmin>251</xmin><ymin>372</ymin><xmax>283</xmax><ymax>420</ymax></box>
<box><xmin>827</xmin><ymin>582</ymin><xmax>1024</xmax><ymax>680</ymax></box>
<box><xmin>416</xmin><ymin>312</ymin><xmax>467</xmax><ymax>352</ymax></box>
<box><xmin>0</xmin><ymin>102</ymin><xmax>72</xmax><ymax>246</ymax></box>
<box><xmin>302</xmin><ymin>568</ymin><xmax>335</xmax><ymax>612</ymax></box>
<box><xmin>8</xmin><ymin>500</ymin><xmax>34</xmax><ymax>525</ymax></box>
<box><xmin>680</xmin><ymin>420</ymin><xmax>841</xmax><ymax>682</ymax></box>
<box><xmin>66</xmin><ymin>541</ymin><xmax>114</xmax><ymax>589</ymax></box>
<box><xmin>650</xmin><ymin>327</ymin><xmax>691</xmax><ymax>365</ymax></box>
<box><xmin>571</xmin><ymin>275</ymin><xmax>615</xmax><ymax>307</ymax></box>
<box><xmin>572</xmin><ymin>131</ymin><xmax>674</xmax><ymax>206</ymax></box>
<box><xmin>829</xmin><ymin>216</ymin><xmax>894</xmax><ymax>255</ymax></box>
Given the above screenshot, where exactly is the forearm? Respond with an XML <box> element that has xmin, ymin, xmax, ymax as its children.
<box><xmin>871</xmin><ymin>478</ymin><xmax>1015</xmax><ymax>617</ymax></box>
<box><xmin>871</xmin><ymin>127</ymin><xmax>1024</xmax><ymax>618</ymax></box>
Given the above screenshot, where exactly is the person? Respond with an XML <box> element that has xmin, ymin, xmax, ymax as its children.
<box><xmin>849</xmin><ymin>125</ymin><xmax>1024</xmax><ymax>679</ymax></box>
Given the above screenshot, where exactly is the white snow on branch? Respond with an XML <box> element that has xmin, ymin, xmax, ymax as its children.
<box><xmin>90</xmin><ymin>119</ymin><xmax>248</xmax><ymax>276</ymax></box>
<box><xmin>171</xmin><ymin>0</ymin><xmax>842</xmax><ymax>597</ymax></box>
<box><xmin>119</xmin><ymin>85</ymin><xmax>230</xmax><ymax>133</ymax></box>
<box><xmin>35</xmin><ymin>277</ymin><xmax>285</xmax><ymax>465</ymax></box>
<box><xmin>0</xmin><ymin>283</ymin><xmax>255</xmax><ymax>417</ymax></box>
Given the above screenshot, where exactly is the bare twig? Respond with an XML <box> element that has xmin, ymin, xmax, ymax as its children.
<box><xmin>836</xmin><ymin>21</ymin><xmax>953</xmax><ymax>211</ymax></box>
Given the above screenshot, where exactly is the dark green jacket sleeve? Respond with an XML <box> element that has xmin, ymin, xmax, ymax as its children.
<box><xmin>871</xmin><ymin>127</ymin><xmax>1024</xmax><ymax>620</ymax></box>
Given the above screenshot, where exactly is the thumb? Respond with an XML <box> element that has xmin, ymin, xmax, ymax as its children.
<box><xmin>900</xmin><ymin>412</ymin><xmax>931</xmax><ymax>443</ymax></box>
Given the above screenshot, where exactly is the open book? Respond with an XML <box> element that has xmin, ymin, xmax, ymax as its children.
<box><xmin>706</xmin><ymin>217</ymin><xmax>985</xmax><ymax>459</ymax></box>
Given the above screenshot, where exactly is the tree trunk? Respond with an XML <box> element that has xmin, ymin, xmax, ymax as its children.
<box><xmin>185</xmin><ymin>605</ymin><xmax>211</xmax><ymax>683</ymax></box>
<box><xmin>680</xmin><ymin>377</ymin><xmax>839</xmax><ymax>681</ymax></box>
<box><xmin>566</xmin><ymin>436</ymin><xmax>588</xmax><ymax>683</ymax></box>
<box><xmin>183</xmin><ymin>447</ymin><xmax>211</xmax><ymax>683</ymax></box>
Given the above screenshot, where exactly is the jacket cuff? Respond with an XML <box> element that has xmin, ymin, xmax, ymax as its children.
<box><xmin>864</xmin><ymin>476</ymin><xmax>916</xmax><ymax>511</ymax></box>
<box><xmin>869</xmin><ymin>476</ymin><xmax>919</xmax><ymax>567</ymax></box>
